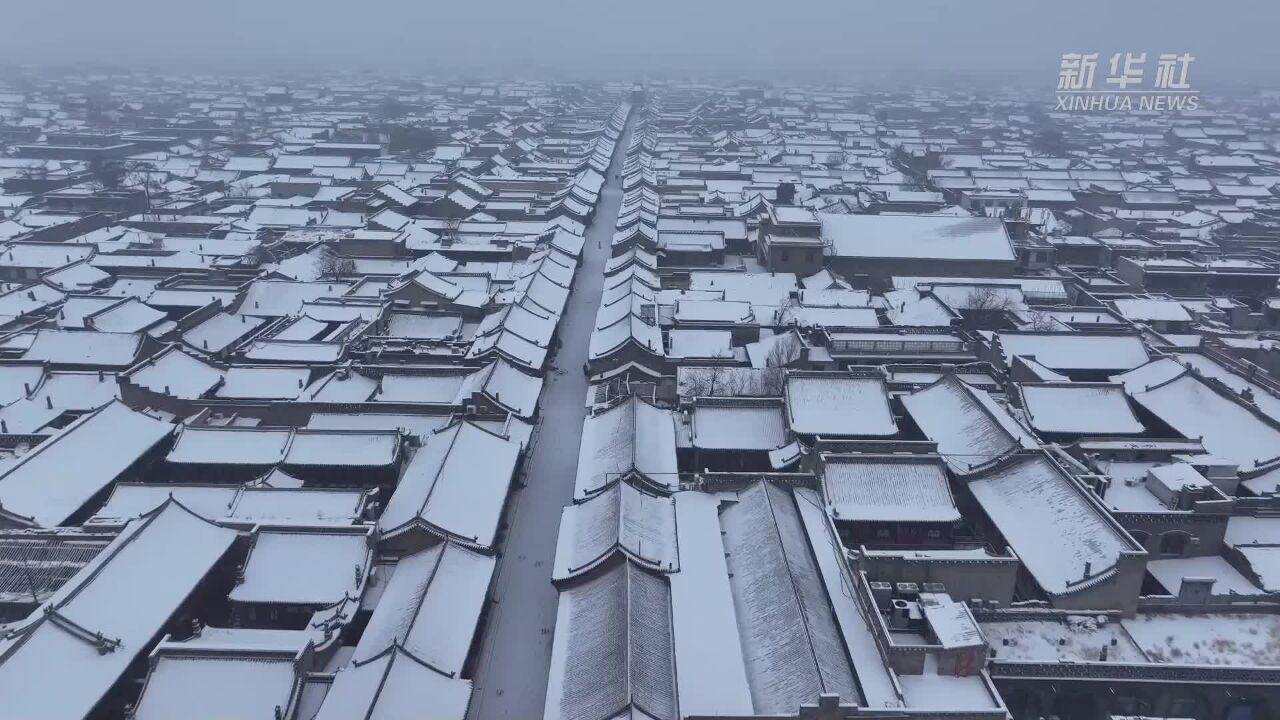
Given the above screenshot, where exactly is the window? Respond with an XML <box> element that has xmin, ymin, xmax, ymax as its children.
<box><xmin>875</xmin><ymin>528</ymin><xmax>891</xmax><ymax>539</ymax></box>
<box><xmin>1160</xmin><ymin>531</ymin><xmax>1191</xmax><ymax>557</ymax></box>
<box><xmin>1110</xmin><ymin>696</ymin><xmax>1153</xmax><ymax>716</ymax></box>
<box><xmin>1168</xmin><ymin>695</ymin><xmax>1207</xmax><ymax>718</ymax></box>
<box><xmin>926</xmin><ymin>529</ymin><xmax>941</xmax><ymax>539</ymax></box>
<box><xmin>780</xmin><ymin>251</ymin><xmax>789</xmax><ymax>262</ymax></box>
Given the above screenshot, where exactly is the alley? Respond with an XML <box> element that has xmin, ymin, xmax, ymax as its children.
<box><xmin>465</xmin><ymin>103</ymin><xmax>636</xmax><ymax>720</ymax></box>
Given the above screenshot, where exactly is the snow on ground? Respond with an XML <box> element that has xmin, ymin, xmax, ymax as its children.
<box><xmin>982</xmin><ymin>617</ymin><xmax>1146</xmax><ymax>663</ymax></box>
<box><xmin>467</xmin><ymin>110</ymin><xmax>637</xmax><ymax>720</ymax></box>
<box><xmin>1175</xmin><ymin>353</ymin><xmax>1280</xmax><ymax>423</ymax></box>
<box><xmin>1147</xmin><ymin>555</ymin><xmax>1264</xmax><ymax>596</ymax></box>
<box><xmin>897</xmin><ymin>655</ymin><xmax>1000</xmax><ymax>710</ymax></box>
<box><xmin>1124</xmin><ymin>613</ymin><xmax>1280</xmax><ymax>666</ymax></box>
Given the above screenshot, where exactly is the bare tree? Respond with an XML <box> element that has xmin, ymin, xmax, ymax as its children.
<box><xmin>11</xmin><ymin>163</ymin><xmax>49</xmax><ymax>194</ymax></box>
<box><xmin>315</xmin><ymin>250</ymin><xmax>357</xmax><ymax>278</ymax></box>
<box><xmin>964</xmin><ymin>286</ymin><xmax>1013</xmax><ymax>311</ymax></box>
<box><xmin>766</xmin><ymin>333</ymin><xmax>801</xmax><ymax>367</ymax></box>
<box><xmin>246</xmin><ymin>243</ymin><xmax>275</xmax><ymax>267</ymax></box>
<box><xmin>87</xmin><ymin>157</ymin><xmax>127</xmax><ymax>189</ymax></box>
<box><xmin>962</xmin><ymin>286</ymin><xmax>1015</xmax><ymax>330</ymax></box>
<box><xmin>123</xmin><ymin>160</ymin><xmax>161</xmax><ymax>206</ymax></box>
<box><xmin>16</xmin><ymin>162</ymin><xmax>48</xmax><ymax>183</ymax></box>
<box><xmin>682</xmin><ymin>366</ymin><xmax>744</xmax><ymax>399</ymax></box>
<box><xmin>227</xmin><ymin>179</ymin><xmax>253</xmax><ymax>198</ymax></box>
<box><xmin>762</xmin><ymin>333</ymin><xmax>801</xmax><ymax>395</ymax></box>
<box><xmin>1024</xmin><ymin>309</ymin><xmax>1058</xmax><ymax>332</ymax></box>
<box><xmin>440</xmin><ymin>216</ymin><xmax>461</xmax><ymax>246</ymax></box>
<box><xmin>316</xmin><ymin>253</ymin><xmax>339</xmax><ymax>277</ymax></box>
<box><xmin>761</xmin><ymin>368</ymin><xmax>786</xmax><ymax>396</ymax></box>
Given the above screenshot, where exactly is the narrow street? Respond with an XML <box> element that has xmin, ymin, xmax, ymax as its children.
<box><xmin>466</xmin><ymin>104</ymin><xmax>636</xmax><ymax>720</ymax></box>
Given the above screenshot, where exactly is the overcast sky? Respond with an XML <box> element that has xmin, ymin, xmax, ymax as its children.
<box><xmin>4</xmin><ymin>0</ymin><xmax>1277</xmax><ymax>88</ymax></box>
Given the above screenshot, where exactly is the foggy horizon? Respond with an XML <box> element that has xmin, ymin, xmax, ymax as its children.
<box><xmin>4</xmin><ymin>0</ymin><xmax>1279</xmax><ymax>88</ymax></box>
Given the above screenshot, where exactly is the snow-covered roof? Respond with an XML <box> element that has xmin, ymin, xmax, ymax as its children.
<box><xmin>785</xmin><ymin>372</ymin><xmax>897</xmax><ymax>437</ymax></box>
<box><xmin>554</xmin><ymin>481</ymin><xmax>678</xmax><ymax>582</ymax></box>
<box><xmin>86</xmin><ymin>298</ymin><xmax>167</xmax><ymax>333</ymax></box>
<box><xmin>215</xmin><ymin>366</ymin><xmax>310</xmax><ymax>400</ymax></box>
<box><xmin>1147</xmin><ymin>555</ymin><xmax>1264</xmax><ymax>596</ymax></box>
<box><xmin>1122</xmin><ymin>612</ymin><xmax>1280</xmax><ymax>666</ymax></box>
<box><xmin>467</xmin><ymin>301</ymin><xmax>556</xmax><ymax>370</ymax></box>
<box><xmin>20</xmin><ymin>328</ymin><xmax>142</xmax><ymax>367</ymax></box>
<box><xmin>1118</xmin><ymin>365</ymin><xmax>1280</xmax><ymax>468</ymax></box>
<box><xmin>981</xmin><ymin>616</ymin><xmax>1146</xmax><ymax>664</ymax></box>
<box><xmin>240</xmin><ymin>279</ymin><xmax>348</xmax><ymax>317</ymax></box>
<box><xmin>456</xmin><ymin>359</ymin><xmax>543</xmax><ymax>419</ymax></box>
<box><xmin>918</xmin><ymin>591</ymin><xmax>984</xmax><ymax>649</ymax></box>
<box><xmin>820</xmin><ymin>212</ymin><xmax>1015</xmax><ymax>262</ymax></box>
<box><xmin>230</xmin><ymin>527</ymin><xmax>373</xmax><ymax>606</ymax></box>
<box><xmin>126</xmin><ymin>346</ymin><xmax>225</xmax><ymax>399</ymax></box>
<box><xmin>285</xmin><ymin>429</ymin><xmax>400</xmax><ymax>467</ymax></box>
<box><xmin>1110</xmin><ymin>357</ymin><xmax>1186</xmax><ymax>393</ymax></box>
<box><xmin>0</xmin><ymin>369</ymin><xmax>120</xmax><ymax>434</ymax></box>
<box><xmin>544</xmin><ymin>560</ymin><xmax>677</xmax><ymax>720</ymax></box>
<box><xmin>823</xmin><ymin>455</ymin><xmax>960</xmax><ymax>523</ymax></box>
<box><xmin>720</xmin><ymin>481</ymin><xmax>860</xmax><ymax>711</ymax></box>
<box><xmin>968</xmin><ymin>454</ymin><xmax>1131</xmax><ymax>595</ymax></box>
<box><xmin>379</xmin><ymin>421</ymin><xmax>520</xmax><ymax>550</ymax></box>
<box><xmin>1111</xmin><ymin>298</ymin><xmax>1193</xmax><ymax>323</ymax></box>
<box><xmin>167</xmin><ymin>425</ymin><xmax>292</xmax><ymax>465</ymax></box>
<box><xmin>673</xmin><ymin>299</ymin><xmax>753</xmax><ymax>324</ymax></box>
<box><xmin>240</xmin><ymin>338</ymin><xmax>345</xmax><ymax>363</ymax></box>
<box><xmin>1172</xmin><ymin>353</ymin><xmax>1280</xmax><ymax>425</ymax></box>
<box><xmin>376</xmin><ymin>374</ymin><xmax>466</xmax><ymax>404</ymax></box>
<box><xmin>690</xmin><ymin>400</ymin><xmax>787</xmax><ymax>450</ymax></box>
<box><xmin>0</xmin><ymin>401</ymin><xmax>174</xmax><ymax>527</ymax></box>
<box><xmin>574</xmin><ymin>396</ymin><xmax>678</xmax><ymax>498</ymax></box>
<box><xmin>883</xmin><ymin>288</ymin><xmax>957</xmax><ymax>326</ymax></box>
<box><xmin>86</xmin><ymin>482</ymin><xmax>368</xmax><ymax>529</ymax></box>
<box><xmin>0</xmin><ymin>500</ymin><xmax>238</xmax><ymax>718</ymax></box>
<box><xmin>589</xmin><ymin>313</ymin><xmax>663</xmax><ymax>363</ymax></box>
<box><xmin>996</xmin><ymin>332</ymin><xmax>1150</xmax><ymax>373</ymax></box>
<box><xmin>688</xmin><ymin>271</ymin><xmax>798</xmax><ymax>305</ymax></box>
<box><xmin>385</xmin><ymin>312</ymin><xmax>464</xmax><ymax>340</ymax></box>
<box><xmin>305</xmin><ymin>369</ymin><xmax>380</xmax><ymax>403</ymax></box>
<box><xmin>903</xmin><ymin>375</ymin><xmax>1038</xmax><ymax>474</ymax></box>
<box><xmin>1019</xmin><ymin>382</ymin><xmax>1145</xmax><ymax>436</ymax></box>
<box><xmin>182</xmin><ymin>312</ymin><xmax>270</xmax><ymax>354</ymax></box>
<box><xmin>167</xmin><ymin>426</ymin><xmax>400</xmax><ymax>467</ymax></box>
<box><xmin>777</xmin><ymin>305</ymin><xmax>880</xmax><ymax>329</ymax></box>
<box><xmin>353</xmin><ymin>542</ymin><xmax>495</xmax><ymax>676</ymax></box>
<box><xmin>667</xmin><ymin>492</ymin><xmax>755</xmax><ymax>715</ymax></box>
<box><xmin>314</xmin><ymin>645</ymin><xmax>472</xmax><ymax>720</ymax></box>
<box><xmin>668</xmin><ymin>329</ymin><xmax>734</xmax><ymax>359</ymax></box>
<box><xmin>132</xmin><ymin>640</ymin><xmax>304</xmax><ymax>720</ymax></box>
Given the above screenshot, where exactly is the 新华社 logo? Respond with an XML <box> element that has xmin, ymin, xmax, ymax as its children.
<box><xmin>1056</xmin><ymin>52</ymin><xmax>1199</xmax><ymax>112</ymax></box>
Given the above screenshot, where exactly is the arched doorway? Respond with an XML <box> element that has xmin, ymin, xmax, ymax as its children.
<box><xmin>1160</xmin><ymin>530</ymin><xmax>1192</xmax><ymax>557</ymax></box>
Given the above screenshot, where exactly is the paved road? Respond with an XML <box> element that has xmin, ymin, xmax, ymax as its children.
<box><xmin>466</xmin><ymin>106</ymin><xmax>635</xmax><ymax>720</ymax></box>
